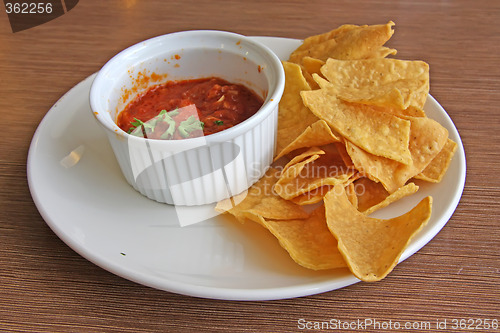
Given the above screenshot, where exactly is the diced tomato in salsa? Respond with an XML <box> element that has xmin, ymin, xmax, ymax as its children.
<box><xmin>117</xmin><ymin>77</ymin><xmax>264</xmax><ymax>139</ymax></box>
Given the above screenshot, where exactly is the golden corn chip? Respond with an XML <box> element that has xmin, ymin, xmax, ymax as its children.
<box><xmin>348</xmin><ymin>100</ymin><xmax>427</xmax><ymax>119</ymax></box>
<box><xmin>275</xmin><ymin>120</ymin><xmax>341</xmax><ymax>160</ymax></box>
<box><xmin>374</xmin><ymin>46</ymin><xmax>398</xmax><ymax>58</ymax></box>
<box><xmin>335</xmin><ymin>95</ymin><xmax>427</xmax><ymax>120</ymax></box>
<box><xmin>282</xmin><ymin>146</ymin><xmax>324</xmax><ymax>173</ymax></box>
<box><xmin>345</xmin><ymin>141</ymin><xmax>401</xmax><ymax>192</ymax></box>
<box><xmin>405</xmin><ymin>115</ymin><xmax>449</xmax><ymax>162</ymax></box>
<box><xmin>301</xmin><ymin>89</ymin><xmax>412</xmax><ymax>165</ymax></box>
<box><xmin>289</xmin><ymin>22</ymin><xmax>396</xmax><ymax>63</ymax></box>
<box><xmin>287</xmin><ymin>145</ymin><xmax>358</xmax><ymax>205</ymax></box>
<box><xmin>301</xmin><ymin>69</ymin><xmax>319</xmax><ymax>90</ymax></box>
<box><xmin>275</xmin><ymin>146</ymin><xmax>356</xmax><ymax>200</ymax></box>
<box><xmin>313</xmin><ymin>71</ymin><xmax>412</xmax><ymax>111</ymax></box>
<box><xmin>276</xmin><ymin>62</ymin><xmax>318</xmax><ymax>155</ymax></box>
<box><xmin>398</xmin><ymin>106</ymin><xmax>426</xmax><ymax>118</ymax></box>
<box><xmin>353</xmin><ymin>177</ymin><xmax>419</xmax><ymax>215</ymax></box>
<box><xmin>241</xmin><ymin>207</ymin><xmax>347</xmax><ymax>270</ymax></box>
<box><xmin>320</xmin><ymin>58</ymin><xmax>429</xmax><ymax>109</ymax></box>
<box><xmin>281</xmin><ymin>153</ymin><xmax>322</xmax><ymax>183</ymax></box>
<box><xmin>309</xmin><ymin>78</ymin><xmax>427</xmax><ymax>118</ymax></box>
<box><xmin>290</xmin><ymin>185</ymin><xmax>333</xmax><ymax>206</ymax></box>
<box><xmin>292</xmin><ymin>24</ymin><xmax>359</xmax><ymax>54</ymax></box>
<box><xmin>281</xmin><ymin>146</ymin><xmax>337</xmax><ymax>176</ymax></box>
<box><xmin>354</xmin><ymin>177</ymin><xmax>389</xmax><ymax>212</ymax></box>
<box><xmin>345</xmin><ymin>115</ymin><xmax>448</xmax><ymax>193</ymax></box>
<box><xmin>289</xmin><ymin>38</ymin><xmax>337</xmax><ymax>63</ymax></box>
<box><xmin>300</xmin><ymin>57</ymin><xmax>326</xmax><ymax>90</ymax></box>
<box><xmin>345</xmin><ymin>182</ymin><xmax>359</xmax><ymax>208</ymax></box>
<box><xmin>415</xmin><ymin>138</ymin><xmax>457</xmax><ymax>183</ymax></box>
<box><xmin>362</xmin><ymin>183</ymin><xmax>419</xmax><ymax>216</ymax></box>
<box><xmin>275</xmin><ymin>152</ymin><xmax>323</xmax><ymax>200</ymax></box>
<box><xmin>324</xmin><ymin>185</ymin><xmax>433</xmax><ymax>282</ymax></box>
<box><xmin>327</xmin><ymin>21</ymin><xmax>396</xmax><ymax>60</ymax></box>
<box><xmin>320</xmin><ymin>142</ymin><xmax>352</xmax><ymax>167</ymax></box>
<box><xmin>311</xmin><ymin>73</ymin><xmax>341</xmax><ymax>91</ymax></box>
<box><xmin>302</xmin><ymin>57</ymin><xmax>325</xmax><ymax>76</ymax></box>
<box><xmin>215</xmin><ymin>167</ymin><xmax>309</xmax><ymax>220</ymax></box>
<box><xmin>335</xmin><ymin>141</ymin><xmax>355</xmax><ymax>167</ymax></box>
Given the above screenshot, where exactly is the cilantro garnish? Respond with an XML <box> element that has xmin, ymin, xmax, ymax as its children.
<box><xmin>215</xmin><ymin>120</ymin><xmax>224</xmax><ymax>125</ymax></box>
<box><xmin>160</xmin><ymin>109</ymin><xmax>179</xmax><ymax>118</ymax></box>
<box><xmin>178</xmin><ymin>115</ymin><xmax>205</xmax><ymax>138</ymax></box>
<box><xmin>127</xmin><ymin>118</ymin><xmax>144</xmax><ymax>134</ymax></box>
<box><xmin>128</xmin><ymin>109</ymin><xmax>179</xmax><ymax>139</ymax></box>
<box><xmin>160</xmin><ymin>115</ymin><xmax>176</xmax><ymax>140</ymax></box>
<box><xmin>128</xmin><ymin>117</ymin><xmax>154</xmax><ymax>136</ymax></box>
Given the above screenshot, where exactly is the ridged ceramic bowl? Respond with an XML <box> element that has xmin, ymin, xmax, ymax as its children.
<box><xmin>89</xmin><ymin>30</ymin><xmax>285</xmax><ymax>205</ymax></box>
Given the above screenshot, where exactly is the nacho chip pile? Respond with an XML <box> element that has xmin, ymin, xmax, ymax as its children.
<box><xmin>216</xmin><ymin>22</ymin><xmax>457</xmax><ymax>282</ymax></box>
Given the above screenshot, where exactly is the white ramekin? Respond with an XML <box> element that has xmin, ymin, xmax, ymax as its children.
<box><xmin>89</xmin><ymin>30</ymin><xmax>285</xmax><ymax>206</ymax></box>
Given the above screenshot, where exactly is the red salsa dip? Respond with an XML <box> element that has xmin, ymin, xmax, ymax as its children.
<box><xmin>117</xmin><ymin>77</ymin><xmax>264</xmax><ymax>140</ymax></box>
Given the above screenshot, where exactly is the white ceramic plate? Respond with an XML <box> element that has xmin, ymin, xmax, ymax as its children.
<box><xmin>27</xmin><ymin>37</ymin><xmax>466</xmax><ymax>301</ymax></box>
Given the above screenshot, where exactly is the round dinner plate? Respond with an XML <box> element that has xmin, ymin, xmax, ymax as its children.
<box><xmin>27</xmin><ymin>37</ymin><xmax>466</xmax><ymax>301</ymax></box>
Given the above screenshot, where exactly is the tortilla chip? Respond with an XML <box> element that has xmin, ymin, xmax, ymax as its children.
<box><xmin>327</xmin><ymin>21</ymin><xmax>396</xmax><ymax>60</ymax></box>
<box><xmin>241</xmin><ymin>206</ymin><xmax>347</xmax><ymax>270</ymax></box>
<box><xmin>215</xmin><ymin>167</ymin><xmax>309</xmax><ymax>220</ymax></box>
<box><xmin>310</xmin><ymin>79</ymin><xmax>427</xmax><ymax>118</ymax></box>
<box><xmin>362</xmin><ymin>183</ymin><xmax>419</xmax><ymax>215</ymax></box>
<box><xmin>341</xmin><ymin>98</ymin><xmax>427</xmax><ymax>120</ymax></box>
<box><xmin>282</xmin><ymin>146</ymin><xmax>325</xmax><ymax>173</ymax></box>
<box><xmin>292</xmin><ymin>24</ymin><xmax>359</xmax><ymax>54</ymax></box>
<box><xmin>302</xmin><ymin>57</ymin><xmax>326</xmax><ymax>76</ymax></box>
<box><xmin>301</xmin><ymin>89</ymin><xmax>412</xmax><ymax>165</ymax></box>
<box><xmin>289</xmin><ymin>38</ymin><xmax>339</xmax><ymax>64</ymax></box>
<box><xmin>374</xmin><ymin>46</ymin><xmax>398</xmax><ymax>58</ymax></box>
<box><xmin>319</xmin><ymin>58</ymin><xmax>429</xmax><ymax>109</ymax></box>
<box><xmin>324</xmin><ymin>185</ymin><xmax>432</xmax><ymax>281</ymax></box>
<box><xmin>287</xmin><ymin>144</ymin><xmax>358</xmax><ymax>205</ymax></box>
<box><xmin>335</xmin><ymin>141</ymin><xmax>355</xmax><ymax>167</ymax></box>
<box><xmin>353</xmin><ymin>177</ymin><xmax>419</xmax><ymax>215</ymax></box>
<box><xmin>275</xmin><ymin>120</ymin><xmax>341</xmax><ymax>160</ymax></box>
<box><xmin>275</xmin><ymin>146</ymin><xmax>356</xmax><ymax>200</ymax></box>
<box><xmin>345</xmin><ymin>115</ymin><xmax>448</xmax><ymax>192</ymax></box>
<box><xmin>345</xmin><ymin>182</ymin><xmax>359</xmax><ymax>208</ymax></box>
<box><xmin>415</xmin><ymin>138</ymin><xmax>457</xmax><ymax>182</ymax></box>
<box><xmin>354</xmin><ymin>177</ymin><xmax>388</xmax><ymax>212</ymax></box>
<box><xmin>290</xmin><ymin>186</ymin><xmax>333</xmax><ymax>205</ymax></box>
<box><xmin>399</xmin><ymin>106</ymin><xmax>426</xmax><ymax>118</ymax></box>
<box><xmin>301</xmin><ymin>70</ymin><xmax>320</xmax><ymax>90</ymax></box>
<box><xmin>300</xmin><ymin>57</ymin><xmax>326</xmax><ymax>89</ymax></box>
<box><xmin>276</xmin><ymin>62</ymin><xmax>318</xmax><ymax>156</ymax></box>
<box><xmin>289</xmin><ymin>21</ymin><xmax>396</xmax><ymax>63</ymax></box>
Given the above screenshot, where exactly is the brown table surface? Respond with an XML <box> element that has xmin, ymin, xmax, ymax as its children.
<box><xmin>1</xmin><ymin>0</ymin><xmax>499</xmax><ymax>332</ymax></box>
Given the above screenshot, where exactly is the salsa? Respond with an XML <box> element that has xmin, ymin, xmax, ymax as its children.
<box><xmin>117</xmin><ymin>77</ymin><xmax>264</xmax><ymax>140</ymax></box>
